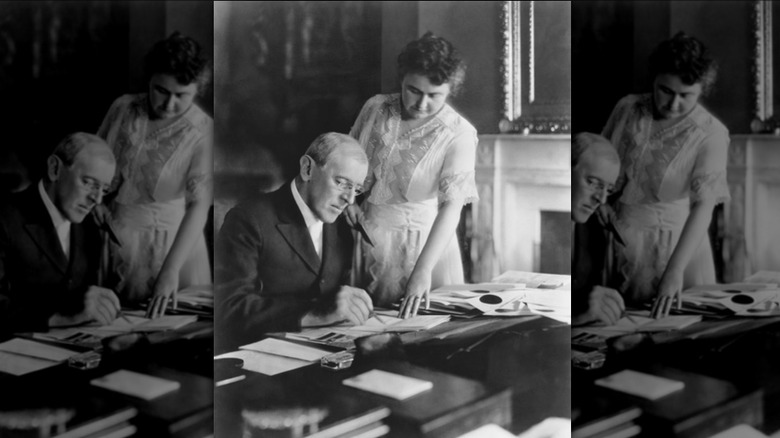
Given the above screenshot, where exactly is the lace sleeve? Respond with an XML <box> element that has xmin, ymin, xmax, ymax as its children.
<box><xmin>439</xmin><ymin>170</ymin><xmax>479</xmax><ymax>205</ymax></box>
<box><xmin>690</xmin><ymin>171</ymin><xmax>729</xmax><ymax>205</ymax></box>
<box><xmin>690</xmin><ymin>127</ymin><xmax>730</xmax><ymax>205</ymax></box>
<box><xmin>186</xmin><ymin>131</ymin><xmax>214</xmax><ymax>204</ymax></box>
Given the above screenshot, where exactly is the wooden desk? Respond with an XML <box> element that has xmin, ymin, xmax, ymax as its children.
<box><xmin>216</xmin><ymin>316</ymin><xmax>571</xmax><ymax>437</ymax></box>
<box><xmin>573</xmin><ymin>317</ymin><xmax>780</xmax><ymax>437</ymax></box>
<box><xmin>0</xmin><ymin>319</ymin><xmax>214</xmax><ymax>437</ymax></box>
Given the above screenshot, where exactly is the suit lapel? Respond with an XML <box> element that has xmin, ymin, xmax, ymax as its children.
<box><xmin>21</xmin><ymin>188</ymin><xmax>69</xmax><ymax>275</ymax></box>
<box><xmin>274</xmin><ymin>185</ymin><xmax>321</xmax><ymax>275</ymax></box>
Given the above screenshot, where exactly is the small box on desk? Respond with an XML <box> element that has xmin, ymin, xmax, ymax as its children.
<box><xmin>341</xmin><ymin>361</ymin><xmax>512</xmax><ymax>438</ymax></box>
<box><xmin>114</xmin><ymin>366</ymin><xmax>213</xmax><ymax>437</ymax></box>
<box><xmin>594</xmin><ymin>366</ymin><xmax>763</xmax><ymax>438</ymax></box>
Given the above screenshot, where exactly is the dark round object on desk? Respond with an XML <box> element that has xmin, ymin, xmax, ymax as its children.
<box><xmin>731</xmin><ymin>294</ymin><xmax>755</xmax><ymax>305</ymax></box>
<box><xmin>479</xmin><ymin>294</ymin><xmax>502</xmax><ymax>305</ymax></box>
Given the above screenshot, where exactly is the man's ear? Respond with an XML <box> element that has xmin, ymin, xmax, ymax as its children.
<box><xmin>299</xmin><ymin>155</ymin><xmax>314</xmax><ymax>182</ymax></box>
<box><xmin>46</xmin><ymin>155</ymin><xmax>61</xmax><ymax>182</ymax></box>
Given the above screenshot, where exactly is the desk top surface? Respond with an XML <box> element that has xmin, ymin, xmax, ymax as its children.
<box><xmin>216</xmin><ymin>315</ymin><xmax>571</xmax><ymax>436</ymax></box>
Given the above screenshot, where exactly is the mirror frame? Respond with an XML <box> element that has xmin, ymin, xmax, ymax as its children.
<box><xmin>499</xmin><ymin>1</ymin><xmax>571</xmax><ymax>134</ymax></box>
<box><xmin>753</xmin><ymin>0</ymin><xmax>774</xmax><ymax>132</ymax></box>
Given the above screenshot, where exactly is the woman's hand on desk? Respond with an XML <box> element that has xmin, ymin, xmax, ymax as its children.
<box><xmin>651</xmin><ymin>270</ymin><xmax>683</xmax><ymax>319</ymax></box>
<box><xmin>399</xmin><ymin>269</ymin><xmax>431</xmax><ymax>319</ymax></box>
<box><xmin>146</xmin><ymin>268</ymin><xmax>179</xmax><ymax>319</ymax></box>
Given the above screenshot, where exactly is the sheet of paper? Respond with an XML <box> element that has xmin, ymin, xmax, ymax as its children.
<box><xmin>0</xmin><ymin>338</ymin><xmax>80</xmax><ymax>362</ymax></box>
<box><xmin>580</xmin><ymin>312</ymin><xmax>701</xmax><ymax>337</ymax></box>
<box><xmin>516</xmin><ymin>417</ymin><xmax>572</xmax><ymax>438</ymax></box>
<box><xmin>595</xmin><ymin>369</ymin><xmax>684</xmax><ymax>400</ymax></box>
<box><xmin>491</xmin><ymin>271</ymin><xmax>571</xmax><ymax>290</ymax></box>
<box><xmin>458</xmin><ymin>424</ymin><xmax>517</xmax><ymax>438</ymax></box>
<box><xmin>91</xmin><ymin>370</ymin><xmax>180</xmax><ymax>400</ymax></box>
<box><xmin>709</xmin><ymin>424</ymin><xmax>770</xmax><ymax>438</ymax></box>
<box><xmin>343</xmin><ymin>369</ymin><xmax>433</xmax><ymax>400</ymax></box>
<box><xmin>239</xmin><ymin>338</ymin><xmax>332</xmax><ymax>361</ymax></box>
<box><xmin>526</xmin><ymin>303</ymin><xmax>571</xmax><ymax>324</ymax></box>
<box><xmin>432</xmin><ymin>283</ymin><xmax>525</xmax><ymax>294</ymax></box>
<box><xmin>0</xmin><ymin>351</ymin><xmax>59</xmax><ymax>376</ymax></box>
<box><xmin>340</xmin><ymin>314</ymin><xmax>450</xmax><ymax>333</ymax></box>
<box><xmin>74</xmin><ymin>312</ymin><xmax>196</xmax><ymax>337</ymax></box>
<box><xmin>742</xmin><ymin>270</ymin><xmax>780</xmax><ymax>285</ymax></box>
<box><xmin>134</xmin><ymin>315</ymin><xmax>198</xmax><ymax>331</ymax></box>
<box><xmin>215</xmin><ymin>349</ymin><xmax>311</xmax><ymax>376</ymax></box>
<box><xmin>284</xmin><ymin>329</ymin><xmax>357</xmax><ymax>349</ymax></box>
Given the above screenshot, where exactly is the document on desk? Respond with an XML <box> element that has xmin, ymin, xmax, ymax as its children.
<box><xmin>490</xmin><ymin>271</ymin><xmax>571</xmax><ymax>290</ymax></box>
<box><xmin>682</xmin><ymin>284</ymin><xmax>780</xmax><ymax>315</ymax></box>
<box><xmin>580</xmin><ymin>311</ymin><xmax>702</xmax><ymax>337</ymax></box>
<box><xmin>333</xmin><ymin>312</ymin><xmax>450</xmax><ymax>334</ymax></box>
<box><xmin>0</xmin><ymin>338</ymin><xmax>80</xmax><ymax>375</ymax></box>
<box><xmin>215</xmin><ymin>349</ymin><xmax>311</xmax><ymax>376</ymax></box>
<box><xmin>35</xmin><ymin>312</ymin><xmax>199</xmax><ymax>344</ymax></box>
<box><xmin>240</xmin><ymin>338</ymin><xmax>333</xmax><ymax>361</ymax></box>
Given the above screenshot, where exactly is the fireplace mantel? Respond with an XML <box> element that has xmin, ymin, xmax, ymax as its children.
<box><xmin>723</xmin><ymin>134</ymin><xmax>780</xmax><ymax>281</ymax></box>
<box><xmin>472</xmin><ymin>134</ymin><xmax>571</xmax><ymax>282</ymax></box>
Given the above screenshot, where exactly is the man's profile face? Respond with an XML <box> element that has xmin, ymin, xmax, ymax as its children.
<box><xmin>303</xmin><ymin>149</ymin><xmax>368</xmax><ymax>224</ymax></box>
<box><xmin>50</xmin><ymin>147</ymin><xmax>115</xmax><ymax>223</ymax></box>
<box><xmin>572</xmin><ymin>152</ymin><xmax>619</xmax><ymax>224</ymax></box>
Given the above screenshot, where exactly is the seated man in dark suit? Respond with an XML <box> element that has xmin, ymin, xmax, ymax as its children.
<box><xmin>0</xmin><ymin>132</ymin><xmax>121</xmax><ymax>337</ymax></box>
<box><xmin>216</xmin><ymin>132</ymin><xmax>373</xmax><ymax>350</ymax></box>
<box><xmin>572</xmin><ymin>132</ymin><xmax>624</xmax><ymax>326</ymax></box>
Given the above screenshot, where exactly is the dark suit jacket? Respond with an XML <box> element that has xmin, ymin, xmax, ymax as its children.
<box><xmin>572</xmin><ymin>216</ymin><xmax>610</xmax><ymax>317</ymax></box>
<box><xmin>0</xmin><ymin>185</ymin><xmax>102</xmax><ymax>337</ymax></box>
<box><xmin>214</xmin><ymin>184</ymin><xmax>354</xmax><ymax>351</ymax></box>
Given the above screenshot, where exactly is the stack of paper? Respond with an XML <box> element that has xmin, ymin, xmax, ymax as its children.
<box><xmin>595</xmin><ymin>370</ymin><xmax>684</xmax><ymax>400</ymax></box>
<box><xmin>682</xmin><ymin>283</ymin><xmax>780</xmax><ymax>316</ymax></box>
<box><xmin>214</xmin><ymin>338</ymin><xmax>335</xmax><ymax>376</ymax></box>
<box><xmin>91</xmin><ymin>370</ymin><xmax>180</xmax><ymax>400</ymax></box>
<box><xmin>176</xmin><ymin>285</ymin><xmax>214</xmax><ymax>315</ymax></box>
<box><xmin>491</xmin><ymin>271</ymin><xmax>571</xmax><ymax>290</ymax></box>
<box><xmin>429</xmin><ymin>274</ymin><xmax>573</xmax><ymax>323</ymax></box>
<box><xmin>343</xmin><ymin>369</ymin><xmax>433</xmax><ymax>400</ymax></box>
<box><xmin>0</xmin><ymin>338</ymin><xmax>81</xmax><ymax>376</ymax></box>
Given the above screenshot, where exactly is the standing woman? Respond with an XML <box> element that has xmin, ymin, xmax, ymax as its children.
<box><xmin>98</xmin><ymin>32</ymin><xmax>213</xmax><ymax>318</ymax></box>
<box><xmin>601</xmin><ymin>32</ymin><xmax>730</xmax><ymax>318</ymax></box>
<box><xmin>348</xmin><ymin>32</ymin><xmax>478</xmax><ymax>318</ymax></box>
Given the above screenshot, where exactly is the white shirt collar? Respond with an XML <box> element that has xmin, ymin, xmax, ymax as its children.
<box><xmin>38</xmin><ymin>180</ymin><xmax>71</xmax><ymax>257</ymax></box>
<box><xmin>291</xmin><ymin>180</ymin><xmax>324</xmax><ymax>257</ymax></box>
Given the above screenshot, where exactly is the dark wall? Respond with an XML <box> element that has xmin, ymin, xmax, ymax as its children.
<box><xmin>0</xmin><ymin>1</ymin><xmax>212</xmax><ymax>189</ymax></box>
<box><xmin>574</xmin><ymin>1</ymin><xmax>753</xmax><ymax>135</ymax></box>
<box><xmin>381</xmin><ymin>1</ymin><xmax>504</xmax><ymax>135</ymax></box>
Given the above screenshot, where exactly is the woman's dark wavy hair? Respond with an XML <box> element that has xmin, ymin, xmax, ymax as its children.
<box><xmin>144</xmin><ymin>32</ymin><xmax>211</xmax><ymax>92</ymax></box>
<box><xmin>397</xmin><ymin>32</ymin><xmax>466</xmax><ymax>97</ymax></box>
<box><xmin>648</xmin><ymin>31</ymin><xmax>718</xmax><ymax>95</ymax></box>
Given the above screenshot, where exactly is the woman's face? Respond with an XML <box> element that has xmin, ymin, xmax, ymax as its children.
<box><xmin>652</xmin><ymin>73</ymin><xmax>702</xmax><ymax>121</ymax></box>
<box><xmin>148</xmin><ymin>73</ymin><xmax>198</xmax><ymax>120</ymax></box>
<box><xmin>400</xmin><ymin>73</ymin><xmax>451</xmax><ymax>120</ymax></box>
